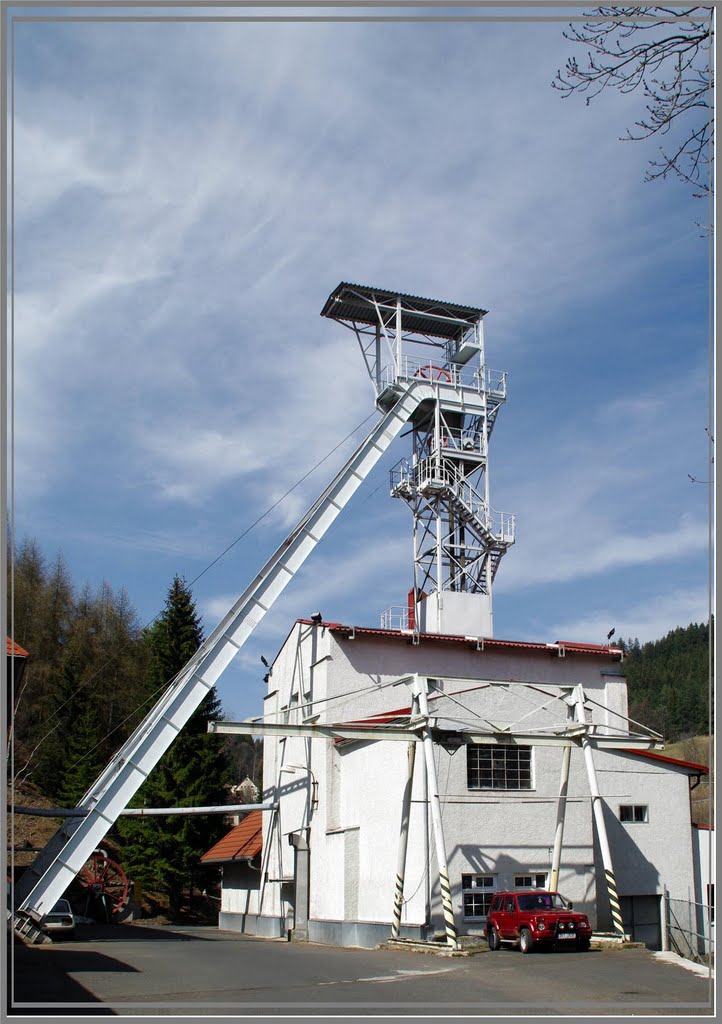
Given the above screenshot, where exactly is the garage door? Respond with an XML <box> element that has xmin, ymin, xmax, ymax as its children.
<box><xmin>621</xmin><ymin>894</ymin><xmax>661</xmax><ymax>949</ymax></box>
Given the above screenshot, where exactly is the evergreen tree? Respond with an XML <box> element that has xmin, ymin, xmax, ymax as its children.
<box><xmin>117</xmin><ymin>577</ymin><xmax>232</xmax><ymax>918</ymax></box>
<box><xmin>57</xmin><ymin>698</ymin><xmax>106</xmax><ymax>807</ymax></box>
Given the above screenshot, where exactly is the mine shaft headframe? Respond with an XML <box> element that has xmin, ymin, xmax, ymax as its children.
<box><xmin>320</xmin><ymin>281</ymin><xmax>487</xmax><ymax>347</ymax></box>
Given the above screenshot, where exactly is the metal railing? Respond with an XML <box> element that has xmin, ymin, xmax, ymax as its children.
<box><xmin>665</xmin><ymin>894</ymin><xmax>715</xmax><ymax>965</ymax></box>
<box><xmin>377</xmin><ymin>358</ymin><xmax>507</xmax><ymax>398</ymax></box>
<box><xmin>390</xmin><ymin>458</ymin><xmax>516</xmax><ymax>544</ymax></box>
<box><xmin>380</xmin><ymin>607</ymin><xmax>410</xmax><ymax>631</ymax></box>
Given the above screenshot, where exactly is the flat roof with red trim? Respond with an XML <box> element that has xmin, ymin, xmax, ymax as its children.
<box><xmin>6</xmin><ymin>637</ymin><xmax>29</xmax><ymax>658</ymax></box>
<box><xmin>295</xmin><ymin>620</ymin><xmax>624</xmax><ymax>659</ymax></box>
<box><xmin>622</xmin><ymin>748</ymin><xmax>709</xmax><ymax>774</ymax></box>
<box><xmin>200</xmin><ymin>810</ymin><xmax>262</xmax><ymax>864</ymax></box>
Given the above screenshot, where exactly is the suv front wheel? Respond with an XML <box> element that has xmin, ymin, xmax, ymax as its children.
<box><xmin>519</xmin><ymin>928</ymin><xmax>534</xmax><ymax>954</ymax></box>
<box><xmin>487</xmin><ymin>927</ymin><xmax>501</xmax><ymax>951</ymax></box>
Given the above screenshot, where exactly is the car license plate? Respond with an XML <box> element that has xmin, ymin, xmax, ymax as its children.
<box><xmin>558</xmin><ymin>933</ymin><xmax>576</xmax><ymax>940</ymax></box>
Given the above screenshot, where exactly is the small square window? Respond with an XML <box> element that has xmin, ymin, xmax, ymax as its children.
<box><xmin>620</xmin><ymin>805</ymin><xmax>648</xmax><ymax>823</ymax></box>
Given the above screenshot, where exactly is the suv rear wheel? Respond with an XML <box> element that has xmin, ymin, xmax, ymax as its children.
<box><xmin>519</xmin><ymin>928</ymin><xmax>534</xmax><ymax>954</ymax></box>
<box><xmin>487</xmin><ymin>927</ymin><xmax>501</xmax><ymax>951</ymax></box>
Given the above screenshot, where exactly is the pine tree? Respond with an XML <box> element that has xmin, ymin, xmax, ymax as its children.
<box><xmin>117</xmin><ymin>577</ymin><xmax>232</xmax><ymax>918</ymax></box>
<box><xmin>57</xmin><ymin>698</ymin><xmax>106</xmax><ymax>807</ymax></box>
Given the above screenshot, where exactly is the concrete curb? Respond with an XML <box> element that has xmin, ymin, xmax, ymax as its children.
<box><xmin>381</xmin><ymin>934</ymin><xmax>647</xmax><ymax>956</ymax></box>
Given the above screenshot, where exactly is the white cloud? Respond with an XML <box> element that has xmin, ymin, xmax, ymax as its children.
<box><xmin>495</xmin><ymin>368</ymin><xmax>710</xmax><ymax>592</ymax></box>
<box><xmin>549</xmin><ymin>586</ymin><xmax>711</xmax><ymax>646</ymax></box>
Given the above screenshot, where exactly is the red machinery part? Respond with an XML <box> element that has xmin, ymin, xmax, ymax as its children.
<box><xmin>78</xmin><ymin>850</ymin><xmax>130</xmax><ymax>918</ymax></box>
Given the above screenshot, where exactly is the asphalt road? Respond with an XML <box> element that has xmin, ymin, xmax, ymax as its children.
<box><xmin>9</xmin><ymin>923</ymin><xmax>714</xmax><ymax>1018</ymax></box>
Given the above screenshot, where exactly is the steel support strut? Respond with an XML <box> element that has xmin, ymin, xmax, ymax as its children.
<box><xmin>14</xmin><ymin>381</ymin><xmax>434</xmax><ymax>923</ymax></box>
<box><xmin>412</xmin><ymin>676</ymin><xmax>458</xmax><ymax>949</ymax></box>
<box><xmin>549</xmin><ymin>745</ymin><xmax>571</xmax><ymax>892</ymax></box>
<box><xmin>572</xmin><ymin>684</ymin><xmax>625</xmax><ymax>936</ymax></box>
<box><xmin>391</xmin><ymin>737</ymin><xmax>418</xmax><ymax>939</ymax></box>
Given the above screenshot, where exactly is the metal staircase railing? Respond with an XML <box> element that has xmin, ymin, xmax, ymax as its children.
<box><xmin>392</xmin><ymin>457</ymin><xmax>515</xmax><ymax>548</ymax></box>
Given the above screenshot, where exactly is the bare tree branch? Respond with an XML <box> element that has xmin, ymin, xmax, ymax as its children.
<box><xmin>554</xmin><ymin>6</ymin><xmax>714</xmax><ymax>196</ymax></box>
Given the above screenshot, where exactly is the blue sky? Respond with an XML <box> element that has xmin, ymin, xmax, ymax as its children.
<box><xmin>8</xmin><ymin>6</ymin><xmax>712</xmax><ymax>721</ymax></box>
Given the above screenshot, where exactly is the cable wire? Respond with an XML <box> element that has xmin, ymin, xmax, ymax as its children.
<box><xmin>13</xmin><ymin>411</ymin><xmax>378</xmax><ymax>779</ymax></box>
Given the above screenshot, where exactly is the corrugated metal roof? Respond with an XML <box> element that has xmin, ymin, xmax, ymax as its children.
<box><xmin>6</xmin><ymin>637</ymin><xmax>29</xmax><ymax>658</ymax></box>
<box><xmin>320</xmin><ymin>282</ymin><xmax>486</xmax><ymax>341</ymax></box>
<box><xmin>200</xmin><ymin>810</ymin><xmax>262</xmax><ymax>864</ymax></box>
<box><xmin>622</xmin><ymin>749</ymin><xmax>709</xmax><ymax>774</ymax></box>
<box><xmin>296</xmin><ymin>620</ymin><xmax>623</xmax><ymax>660</ymax></box>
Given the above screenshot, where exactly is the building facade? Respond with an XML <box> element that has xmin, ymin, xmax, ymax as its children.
<box><xmin>212</xmin><ymin>619</ymin><xmax>705</xmax><ymax>950</ymax></box>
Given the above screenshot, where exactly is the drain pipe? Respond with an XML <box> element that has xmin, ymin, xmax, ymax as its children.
<box><xmin>288</xmin><ymin>830</ymin><xmax>310</xmax><ymax>942</ymax></box>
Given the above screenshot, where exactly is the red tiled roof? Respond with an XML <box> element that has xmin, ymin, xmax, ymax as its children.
<box><xmin>200</xmin><ymin>810</ymin><xmax>262</xmax><ymax>864</ymax></box>
<box><xmin>6</xmin><ymin>637</ymin><xmax>29</xmax><ymax>658</ymax></box>
<box><xmin>296</xmin><ymin>620</ymin><xmax>624</xmax><ymax>659</ymax></box>
<box><xmin>622</xmin><ymin>749</ymin><xmax>709</xmax><ymax>774</ymax></box>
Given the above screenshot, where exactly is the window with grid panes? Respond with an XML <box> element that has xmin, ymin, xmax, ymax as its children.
<box><xmin>619</xmin><ymin>804</ymin><xmax>648</xmax><ymax>822</ymax></box>
<box><xmin>514</xmin><ymin>873</ymin><xmax>547</xmax><ymax>889</ymax></box>
<box><xmin>467</xmin><ymin>744</ymin><xmax>532</xmax><ymax>790</ymax></box>
<box><xmin>461</xmin><ymin>875</ymin><xmax>495</xmax><ymax>918</ymax></box>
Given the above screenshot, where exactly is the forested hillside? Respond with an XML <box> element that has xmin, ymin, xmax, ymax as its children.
<box><xmin>616</xmin><ymin>621</ymin><xmax>712</xmax><ymax>743</ymax></box>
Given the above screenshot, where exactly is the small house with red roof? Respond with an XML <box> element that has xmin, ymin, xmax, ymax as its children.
<box><xmin>207</xmin><ymin>617</ymin><xmax>710</xmax><ymax>953</ymax></box>
<box><xmin>6</xmin><ymin>637</ymin><xmax>29</xmax><ymax>727</ymax></box>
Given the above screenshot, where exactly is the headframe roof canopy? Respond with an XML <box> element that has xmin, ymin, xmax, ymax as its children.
<box><xmin>321</xmin><ymin>282</ymin><xmax>487</xmax><ymax>341</ymax></box>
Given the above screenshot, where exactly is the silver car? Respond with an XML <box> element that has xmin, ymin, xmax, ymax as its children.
<box><xmin>42</xmin><ymin>898</ymin><xmax>76</xmax><ymax>939</ymax></box>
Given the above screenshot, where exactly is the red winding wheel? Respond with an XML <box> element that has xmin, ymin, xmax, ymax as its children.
<box><xmin>78</xmin><ymin>849</ymin><xmax>130</xmax><ymax>919</ymax></box>
<box><xmin>416</xmin><ymin>365</ymin><xmax>451</xmax><ymax>382</ymax></box>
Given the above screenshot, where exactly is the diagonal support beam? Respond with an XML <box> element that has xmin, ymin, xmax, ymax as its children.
<box><xmin>13</xmin><ymin>382</ymin><xmax>434</xmax><ymax>922</ymax></box>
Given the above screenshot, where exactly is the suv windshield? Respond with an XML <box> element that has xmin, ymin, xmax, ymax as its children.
<box><xmin>517</xmin><ymin>893</ymin><xmax>569</xmax><ymax>912</ymax></box>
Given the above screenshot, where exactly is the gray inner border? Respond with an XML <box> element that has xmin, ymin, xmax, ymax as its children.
<box><xmin>3</xmin><ymin>0</ymin><xmax>715</xmax><ymax>1018</ymax></box>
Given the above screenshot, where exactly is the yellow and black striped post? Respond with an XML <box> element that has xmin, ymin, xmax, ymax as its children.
<box><xmin>572</xmin><ymin>684</ymin><xmax>626</xmax><ymax>937</ymax></box>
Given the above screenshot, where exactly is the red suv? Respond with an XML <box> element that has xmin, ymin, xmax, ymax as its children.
<box><xmin>485</xmin><ymin>891</ymin><xmax>592</xmax><ymax>953</ymax></box>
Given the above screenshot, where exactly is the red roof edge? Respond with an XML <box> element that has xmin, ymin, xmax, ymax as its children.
<box><xmin>6</xmin><ymin>637</ymin><xmax>29</xmax><ymax>658</ymax></box>
<box><xmin>622</xmin><ymin>748</ymin><xmax>709</xmax><ymax>774</ymax></box>
<box><xmin>296</xmin><ymin>620</ymin><xmax>623</xmax><ymax>659</ymax></box>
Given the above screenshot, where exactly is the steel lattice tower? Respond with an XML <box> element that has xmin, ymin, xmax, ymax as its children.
<box><xmin>321</xmin><ymin>283</ymin><xmax>515</xmax><ymax>638</ymax></box>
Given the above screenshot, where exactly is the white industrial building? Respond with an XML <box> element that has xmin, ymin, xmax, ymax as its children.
<box><xmin>210</xmin><ymin>620</ymin><xmax>708</xmax><ymax>950</ymax></box>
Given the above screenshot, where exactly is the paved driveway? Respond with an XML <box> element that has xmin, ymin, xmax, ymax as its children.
<box><xmin>9</xmin><ymin>923</ymin><xmax>714</xmax><ymax>1017</ymax></box>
